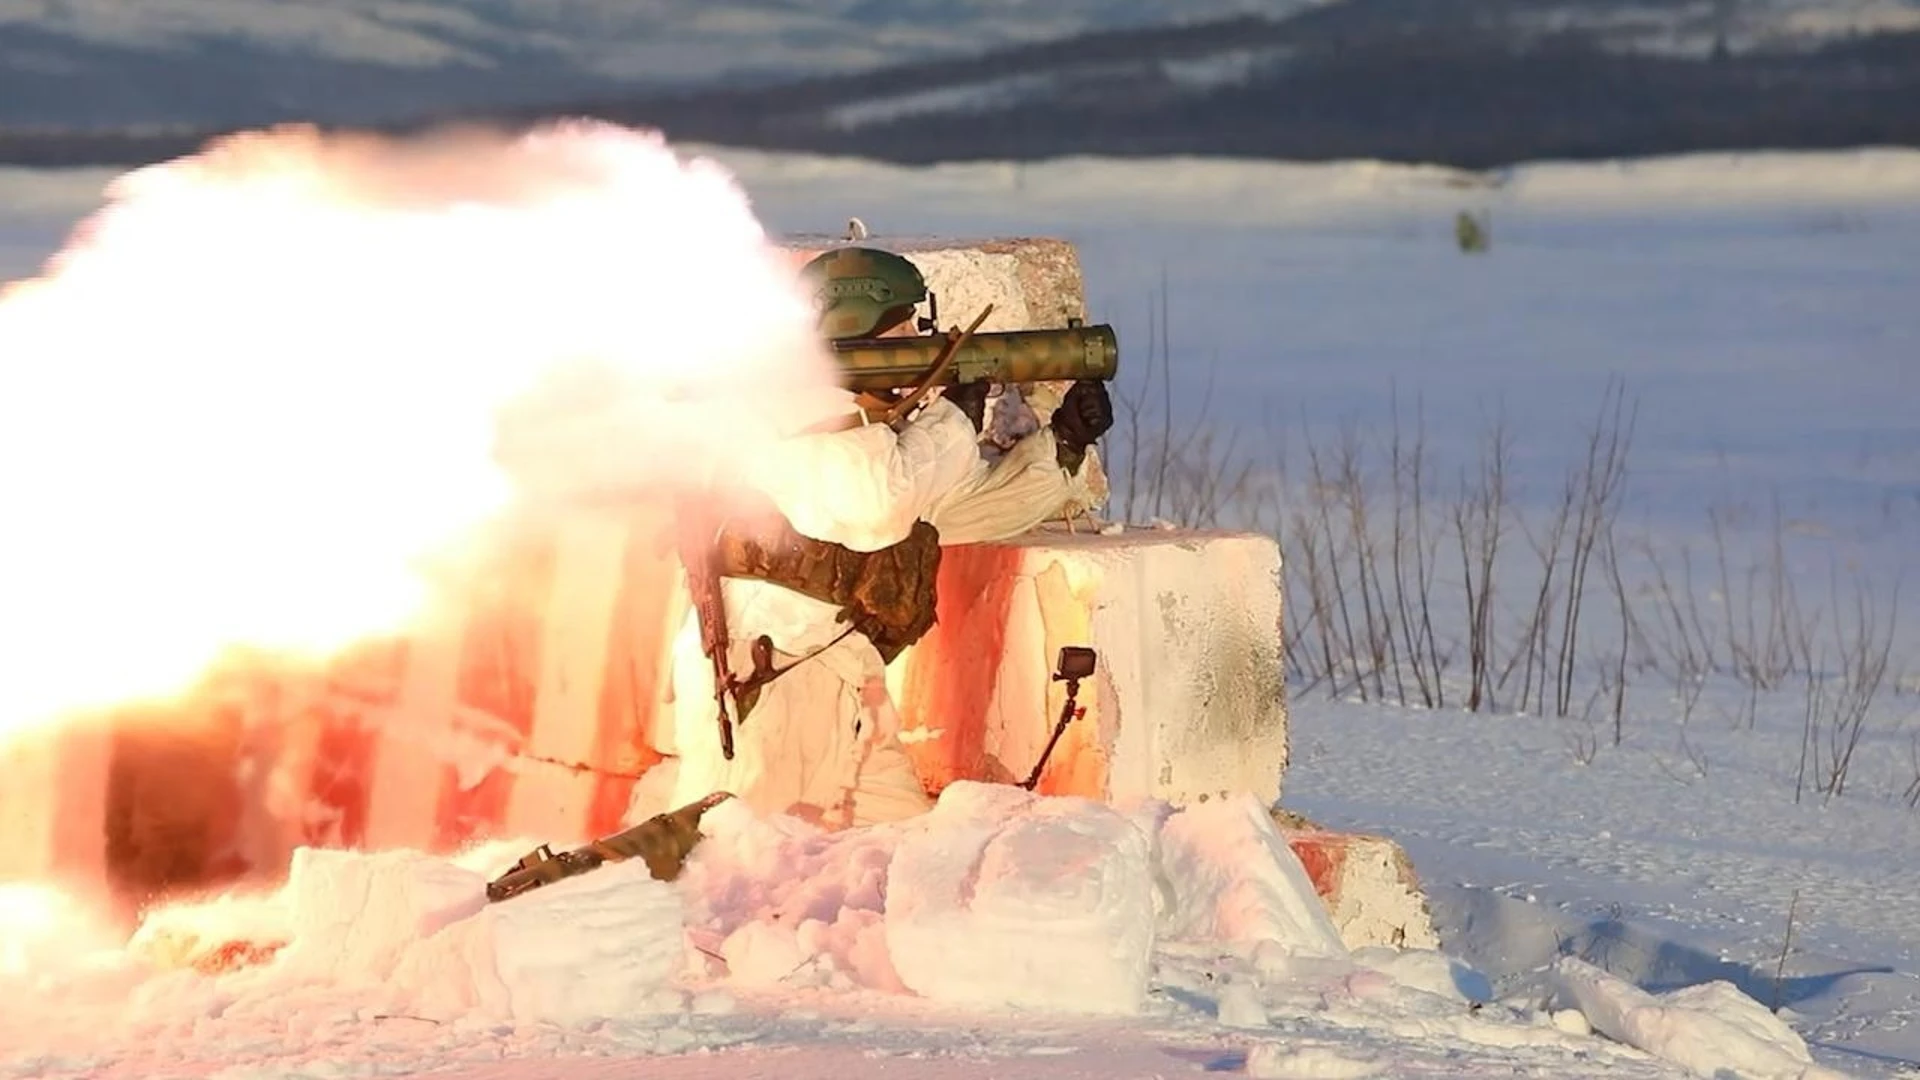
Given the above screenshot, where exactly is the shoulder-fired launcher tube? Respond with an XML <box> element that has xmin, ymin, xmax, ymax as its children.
<box><xmin>832</xmin><ymin>324</ymin><xmax>1119</xmax><ymax>393</ymax></box>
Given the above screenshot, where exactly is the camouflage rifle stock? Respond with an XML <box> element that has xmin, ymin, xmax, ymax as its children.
<box><xmin>675</xmin><ymin>494</ymin><xmax>738</xmax><ymax>761</ymax></box>
<box><xmin>485</xmin><ymin>792</ymin><xmax>733</xmax><ymax>903</ymax></box>
<box><xmin>833</xmin><ymin>324</ymin><xmax>1119</xmax><ymax>394</ymax></box>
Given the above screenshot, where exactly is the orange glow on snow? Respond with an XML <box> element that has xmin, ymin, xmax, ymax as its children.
<box><xmin>0</xmin><ymin>120</ymin><xmax>844</xmax><ymax>744</ymax></box>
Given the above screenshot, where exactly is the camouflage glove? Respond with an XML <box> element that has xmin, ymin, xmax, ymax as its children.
<box><xmin>943</xmin><ymin>380</ymin><xmax>991</xmax><ymax>433</ymax></box>
<box><xmin>1050</xmin><ymin>379</ymin><xmax>1113</xmax><ymax>473</ymax></box>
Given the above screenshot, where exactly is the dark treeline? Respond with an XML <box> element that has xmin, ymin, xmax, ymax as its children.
<box><xmin>3</xmin><ymin>18</ymin><xmax>1917</xmax><ymax>172</ymax></box>
<box><xmin>559</xmin><ymin>27</ymin><xmax>1920</xmax><ymax>170</ymax></box>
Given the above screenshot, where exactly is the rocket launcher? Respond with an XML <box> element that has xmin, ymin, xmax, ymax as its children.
<box><xmin>832</xmin><ymin>321</ymin><xmax>1119</xmax><ymax>394</ymax></box>
<box><xmin>815</xmin><ymin>309</ymin><xmax>1119</xmax><ymax>433</ymax></box>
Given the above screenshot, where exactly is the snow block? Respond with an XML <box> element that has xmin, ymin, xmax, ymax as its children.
<box><xmin>277</xmin><ymin>846</ymin><xmax>489</xmax><ymax>983</ymax></box>
<box><xmin>239</xmin><ymin>516</ymin><xmax>1288</xmax><ymax>860</ymax></box>
<box><xmin>1278</xmin><ymin>821</ymin><xmax>1439</xmax><ymax>952</ymax></box>
<box><xmin>1156</xmin><ymin>793</ymin><xmax>1347</xmax><ymax>960</ymax></box>
<box><xmin>120</xmin><ymin>846</ymin><xmax>686</xmax><ymax>1026</ymax></box>
<box><xmin>884</xmin><ymin>781</ymin><xmax>1156</xmax><ymax>1014</ymax></box>
<box><xmin>394</xmin><ymin>861</ymin><xmax>687</xmax><ymax>1025</ymax></box>
<box><xmin>889</xmin><ymin>523</ymin><xmax>1290</xmax><ymax>808</ymax></box>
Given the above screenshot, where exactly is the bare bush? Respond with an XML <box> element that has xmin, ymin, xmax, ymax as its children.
<box><xmin>1251</xmin><ymin>401</ymin><xmax>1467</xmax><ymax>706</ymax></box>
<box><xmin>1600</xmin><ymin>525</ymin><xmax>1634</xmax><ymax>745</ymax></box>
<box><xmin>1794</xmin><ymin>569</ymin><xmax>1901</xmax><ymax>804</ymax></box>
<box><xmin>1639</xmin><ymin>540</ymin><xmax>1720</xmax><ymax>682</ymax></box>
<box><xmin>1499</xmin><ymin>381</ymin><xmax>1636</xmax><ymax>717</ymax></box>
<box><xmin>1109</xmin><ymin>288</ymin><xmax>1260</xmax><ymax>529</ymax></box>
<box><xmin>1387</xmin><ymin>392</ymin><xmax>1449</xmax><ymax>709</ymax></box>
<box><xmin>1098</xmin><ymin>326</ymin><xmax>1910</xmax><ymax>801</ymax></box>
<box><xmin>1904</xmin><ymin>733</ymin><xmax>1920</xmax><ymax>810</ymax></box>
<box><xmin>1819</xmin><ymin>571</ymin><xmax>1900</xmax><ymax>801</ymax></box>
<box><xmin>1452</xmin><ymin>412</ymin><xmax>1510</xmax><ymax>712</ymax></box>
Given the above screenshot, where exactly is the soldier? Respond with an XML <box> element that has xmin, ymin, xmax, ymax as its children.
<box><xmin>638</xmin><ymin>247</ymin><xmax>1113</xmax><ymax>829</ymax></box>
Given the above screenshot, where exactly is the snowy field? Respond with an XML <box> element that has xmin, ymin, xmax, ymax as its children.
<box><xmin>1</xmin><ymin>140</ymin><xmax>1917</xmax><ymax>1078</ymax></box>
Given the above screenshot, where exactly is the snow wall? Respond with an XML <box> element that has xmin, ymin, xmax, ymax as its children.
<box><xmin>4</xmin><ymin>236</ymin><xmax>1412</xmax><ymax>939</ymax></box>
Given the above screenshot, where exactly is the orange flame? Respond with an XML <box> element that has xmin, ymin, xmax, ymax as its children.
<box><xmin>0</xmin><ymin>120</ymin><xmax>844</xmax><ymax>744</ymax></box>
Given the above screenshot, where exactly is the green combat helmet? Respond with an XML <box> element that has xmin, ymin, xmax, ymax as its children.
<box><xmin>800</xmin><ymin>246</ymin><xmax>929</xmax><ymax>340</ymax></box>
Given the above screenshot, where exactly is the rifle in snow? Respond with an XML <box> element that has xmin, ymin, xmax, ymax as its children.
<box><xmin>484</xmin><ymin>792</ymin><xmax>733</xmax><ymax>903</ymax></box>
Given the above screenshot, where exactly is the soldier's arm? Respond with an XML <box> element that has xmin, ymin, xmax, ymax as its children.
<box><xmin>742</xmin><ymin>397</ymin><xmax>981</xmax><ymax>552</ymax></box>
<box><xmin>921</xmin><ymin>424</ymin><xmax>1095</xmax><ymax>545</ymax></box>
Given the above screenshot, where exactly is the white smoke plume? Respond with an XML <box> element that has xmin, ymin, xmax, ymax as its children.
<box><xmin>0</xmin><ymin>120</ymin><xmax>845</xmax><ymax>741</ymax></box>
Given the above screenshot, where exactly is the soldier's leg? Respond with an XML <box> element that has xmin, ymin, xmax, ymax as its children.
<box><xmin>847</xmin><ymin>734</ymin><xmax>933</xmax><ymax>826</ymax></box>
<box><xmin>716</xmin><ymin>643</ymin><xmax>930</xmax><ymax>829</ymax></box>
<box><xmin>844</xmin><ymin>668</ymin><xmax>933</xmax><ymax>828</ymax></box>
<box><xmin>666</xmin><ymin>625</ymin><xmax>931</xmax><ymax>828</ymax></box>
<box><xmin>667</xmin><ymin>631</ymin><xmax>858</xmax><ymax>823</ymax></box>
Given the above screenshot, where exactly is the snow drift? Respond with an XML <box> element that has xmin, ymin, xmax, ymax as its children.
<box><xmin>1553</xmin><ymin>957</ymin><xmax>1851</xmax><ymax>1080</ymax></box>
<box><xmin>5</xmin><ymin>780</ymin><xmax>1817</xmax><ymax>1079</ymax></box>
<box><xmin>4</xmin><ymin>784</ymin><xmax>1353</xmax><ymax>1039</ymax></box>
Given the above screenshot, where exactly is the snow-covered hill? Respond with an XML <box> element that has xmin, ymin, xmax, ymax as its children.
<box><xmin>0</xmin><ymin>0</ymin><xmax>1310</xmax><ymax>127</ymax></box>
<box><xmin>5</xmin><ymin>0</ymin><xmax>1920</xmax><ymax>134</ymax></box>
<box><xmin>0</xmin><ymin>0</ymin><xmax>1306</xmax><ymax>80</ymax></box>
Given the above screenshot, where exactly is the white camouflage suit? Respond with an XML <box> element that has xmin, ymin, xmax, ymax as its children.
<box><xmin>633</xmin><ymin>394</ymin><xmax>1091</xmax><ymax>829</ymax></box>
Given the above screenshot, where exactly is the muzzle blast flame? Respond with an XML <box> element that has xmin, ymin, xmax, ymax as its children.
<box><xmin>0</xmin><ymin>120</ymin><xmax>843</xmax><ymax>744</ymax></box>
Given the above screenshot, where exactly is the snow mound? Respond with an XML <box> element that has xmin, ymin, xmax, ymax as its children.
<box><xmin>886</xmin><ymin>782</ymin><xmax>1157</xmax><ymax>1014</ymax></box>
<box><xmin>393</xmin><ymin>860</ymin><xmax>686</xmax><ymax>1024</ymax></box>
<box><xmin>676</xmin><ymin>794</ymin><xmax>907</xmax><ymax>993</ymax></box>
<box><xmin>1157</xmin><ymin>792</ymin><xmax>1347</xmax><ymax>961</ymax></box>
<box><xmin>676</xmin><ymin>784</ymin><xmax>1359</xmax><ymax>1016</ymax></box>
<box><xmin>1349</xmin><ymin>945</ymin><xmax>1493</xmax><ymax>1006</ymax></box>
<box><xmin>1552</xmin><ymin>956</ymin><xmax>1848</xmax><ymax>1080</ymax></box>
<box><xmin>120</xmin><ymin>842</ymin><xmax>686</xmax><ymax>1027</ymax></box>
<box><xmin>84</xmin><ymin>784</ymin><xmax>1372</xmax><ymax>1032</ymax></box>
<box><xmin>1246</xmin><ymin>1041</ymin><xmax>1385</xmax><ymax>1079</ymax></box>
<box><xmin>277</xmin><ymin>847</ymin><xmax>487</xmax><ymax>983</ymax></box>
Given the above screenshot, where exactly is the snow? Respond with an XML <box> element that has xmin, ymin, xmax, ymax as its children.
<box><xmin>1554</xmin><ymin>957</ymin><xmax>1849</xmax><ymax>1079</ymax></box>
<box><xmin>884</xmin><ymin>783</ymin><xmax>1156</xmax><ymax>1014</ymax></box>
<box><xmin>676</xmin><ymin>794</ymin><xmax>906</xmax><ymax>993</ymax></box>
<box><xmin>0</xmin><ymin>769</ymin><xmax>1715</xmax><ymax>1079</ymax></box>
<box><xmin>277</xmin><ymin>848</ymin><xmax>486</xmax><ymax>983</ymax></box>
<box><xmin>1245</xmin><ymin>1040</ymin><xmax>1387</xmax><ymax>1078</ymax></box>
<box><xmin>1156</xmin><ymin>793</ymin><xmax>1346</xmax><ymax>961</ymax></box>
<box><xmin>0</xmin><ymin>783</ymin><xmax>1667</xmax><ymax>1078</ymax></box>
<box><xmin>3</xmin><ymin>142</ymin><xmax>1920</xmax><ymax>1076</ymax></box>
<box><xmin>1285</xmin><ymin>688</ymin><xmax>1920</xmax><ymax>1077</ymax></box>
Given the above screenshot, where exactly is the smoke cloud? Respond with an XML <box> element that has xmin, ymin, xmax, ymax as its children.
<box><xmin>0</xmin><ymin>120</ymin><xmax>844</xmax><ymax>740</ymax></box>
